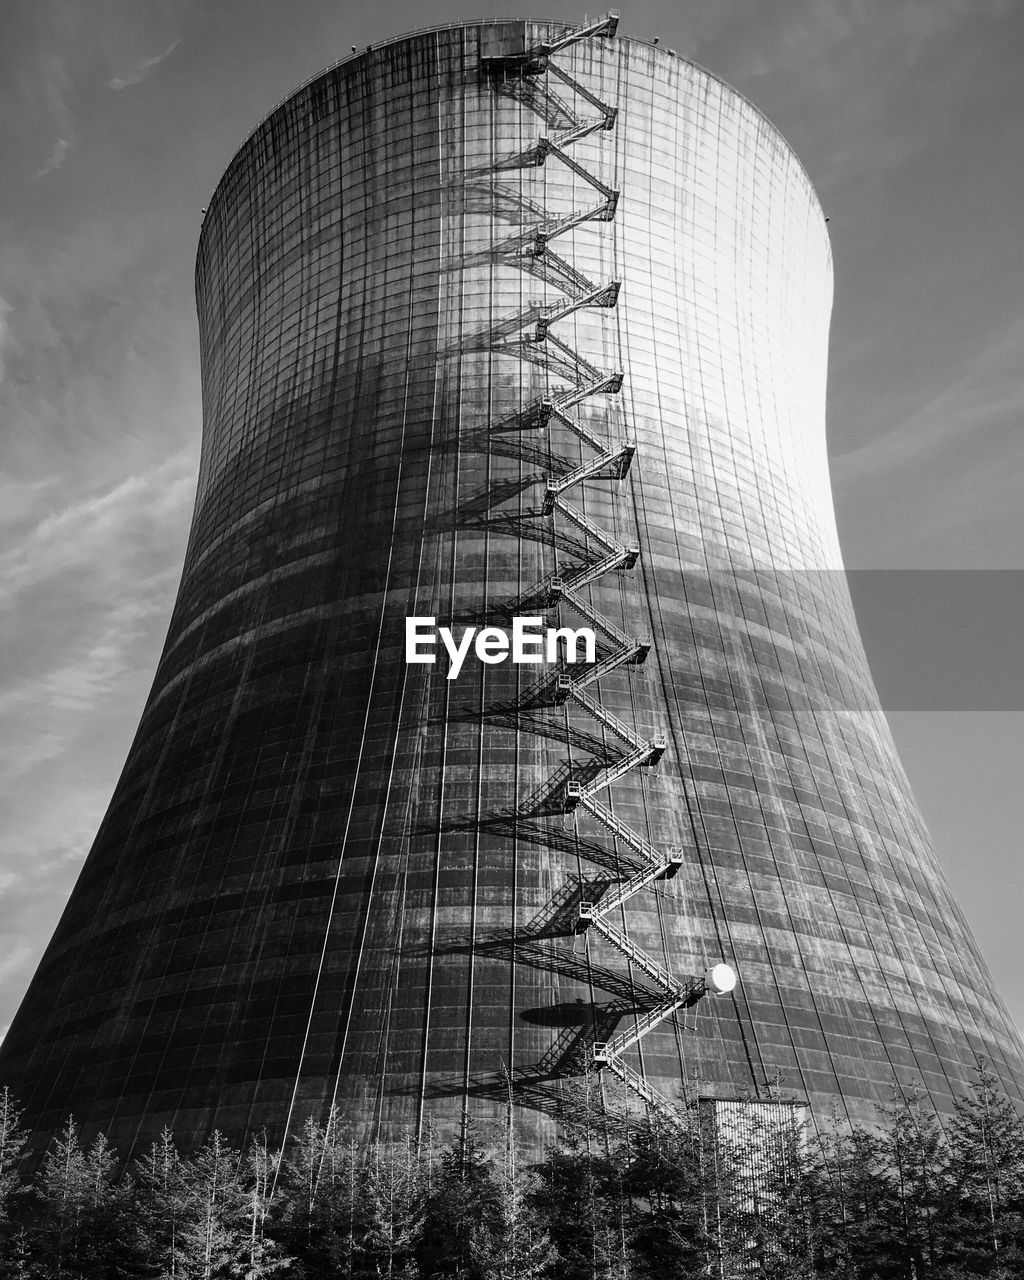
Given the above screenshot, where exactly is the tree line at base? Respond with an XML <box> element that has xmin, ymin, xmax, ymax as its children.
<box><xmin>1</xmin><ymin>1065</ymin><xmax>1023</xmax><ymax>1278</ymax></box>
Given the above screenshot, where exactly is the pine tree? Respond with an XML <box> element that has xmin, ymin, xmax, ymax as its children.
<box><xmin>34</xmin><ymin>1115</ymin><xmax>90</xmax><ymax>1278</ymax></box>
<box><xmin>732</xmin><ymin>1111</ymin><xmax>826</xmax><ymax>1280</ymax></box>
<box><xmin>274</xmin><ymin>1108</ymin><xmax>360</xmax><ymax>1277</ymax></box>
<box><xmin>416</xmin><ymin>1124</ymin><xmax>504</xmax><ymax>1280</ymax></box>
<box><xmin>811</xmin><ymin>1116</ymin><xmax>918</xmax><ymax>1278</ymax></box>
<box><xmin>357</xmin><ymin>1137</ymin><xmax>424</xmax><ymax>1279</ymax></box>
<box><xmin>800</xmin><ymin>1114</ymin><xmax>858</xmax><ymax>1279</ymax></box>
<box><xmin>176</xmin><ymin>1131</ymin><xmax>249</xmax><ymax>1280</ymax></box>
<box><xmin>135</xmin><ymin>1127</ymin><xmax>190</xmax><ymax>1278</ymax></box>
<box><xmin>0</xmin><ymin>1088</ymin><xmax>27</xmax><ymax>1219</ymax></box>
<box><xmin>623</xmin><ymin>1111</ymin><xmax>707</xmax><ymax>1280</ymax></box>
<box><xmin>78</xmin><ymin>1132</ymin><xmax>148</xmax><ymax>1278</ymax></box>
<box><xmin>493</xmin><ymin>1099</ymin><xmax>554</xmax><ymax>1280</ymax></box>
<box><xmin>945</xmin><ymin>1061</ymin><xmax>1024</xmax><ymax>1272</ymax></box>
<box><xmin>530</xmin><ymin>1083</ymin><xmax>632</xmax><ymax>1280</ymax></box>
<box><xmin>0</xmin><ymin>1086</ymin><xmax>29</xmax><ymax>1271</ymax></box>
<box><xmin>876</xmin><ymin>1084</ymin><xmax>951</xmax><ymax>1277</ymax></box>
<box><xmin>33</xmin><ymin>1120</ymin><xmax>145</xmax><ymax>1278</ymax></box>
<box><xmin>236</xmin><ymin>1133</ymin><xmax>291</xmax><ymax>1280</ymax></box>
<box><xmin>813</xmin><ymin>1086</ymin><xmax>956</xmax><ymax>1280</ymax></box>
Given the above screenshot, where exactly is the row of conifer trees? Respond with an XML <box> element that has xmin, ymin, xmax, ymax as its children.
<box><xmin>1</xmin><ymin>1066</ymin><xmax>1023</xmax><ymax>1278</ymax></box>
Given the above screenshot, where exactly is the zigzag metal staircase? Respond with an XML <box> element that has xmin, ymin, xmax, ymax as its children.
<box><xmin>481</xmin><ymin>13</ymin><xmax>732</xmax><ymax>1119</ymax></box>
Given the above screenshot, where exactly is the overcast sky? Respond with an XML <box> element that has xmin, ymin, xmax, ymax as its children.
<box><xmin>2</xmin><ymin>0</ymin><xmax>1023</xmax><ymax>1045</ymax></box>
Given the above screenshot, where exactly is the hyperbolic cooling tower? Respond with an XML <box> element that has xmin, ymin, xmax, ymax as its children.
<box><xmin>3</xmin><ymin>15</ymin><xmax>1023</xmax><ymax>1158</ymax></box>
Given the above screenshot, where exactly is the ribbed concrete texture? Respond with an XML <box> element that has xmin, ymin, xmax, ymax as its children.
<box><xmin>3</xmin><ymin>17</ymin><xmax>1022</xmax><ymax>1159</ymax></box>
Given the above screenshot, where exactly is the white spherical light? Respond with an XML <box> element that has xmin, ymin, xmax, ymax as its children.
<box><xmin>706</xmin><ymin>963</ymin><xmax>737</xmax><ymax>994</ymax></box>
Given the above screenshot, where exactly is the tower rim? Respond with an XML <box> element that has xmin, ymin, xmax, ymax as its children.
<box><xmin>194</xmin><ymin>14</ymin><xmax>831</xmax><ymax>283</ymax></box>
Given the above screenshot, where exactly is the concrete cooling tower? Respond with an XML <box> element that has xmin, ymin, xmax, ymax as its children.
<box><xmin>2</xmin><ymin>14</ymin><xmax>1022</xmax><ymax>1157</ymax></box>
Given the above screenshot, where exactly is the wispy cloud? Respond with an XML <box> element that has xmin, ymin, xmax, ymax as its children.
<box><xmin>0</xmin><ymin>805</ymin><xmax>97</xmax><ymax>898</ymax></box>
<box><xmin>0</xmin><ymin>831</ymin><xmax>96</xmax><ymax>1039</ymax></box>
<box><xmin>31</xmin><ymin>49</ymin><xmax>75</xmax><ymax>143</ymax></box>
<box><xmin>833</xmin><ymin>316</ymin><xmax>1024</xmax><ymax>484</ymax></box>
<box><xmin>0</xmin><ymin>945</ymin><xmax>33</xmax><ymax>991</ymax></box>
<box><xmin>108</xmin><ymin>38</ymin><xmax>181</xmax><ymax>91</ymax></box>
<box><xmin>0</xmin><ymin>454</ymin><xmax>192</xmax><ymax>604</ymax></box>
<box><xmin>0</xmin><ymin>452</ymin><xmax>193</xmax><ymax>801</ymax></box>
<box><xmin>0</xmin><ymin>575</ymin><xmax>176</xmax><ymax>734</ymax></box>
<box><xmin>749</xmin><ymin>0</ymin><xmax>1017</xmax><ymax>71</ymax></box>
<box><xmin>0</xmin><ymin>449</ymin><xmax>194</xmax><ymax>1024</ymax></box>
<box><xmin>0</xmin><ymin>299</ymin><xmax>12</xmax><ymax>383</ymax></box>
<box><xmin>0</xmin><ymin>473</ymin><xmax>58</xmax><ymax>533</ymax></box>
<box><xmin>34</xmin><ymin>136</ymin><xmax>70</xmax><ymax>178</ymax></box>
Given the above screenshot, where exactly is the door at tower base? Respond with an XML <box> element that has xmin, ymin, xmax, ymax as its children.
<box><xmin>699</xmin><ymin>1097</ymin><xmax>810</xmax><ymax>1205</ymax></box>
<box><xmin>698</xmin><ymin>1096</ymin><xmax>811</xmax><ymax>1274</ymax></box>
<box><xmin>1</xmin><ymin>16</ymin><xmax>1022</xmax><ymax>1163</ymax></box>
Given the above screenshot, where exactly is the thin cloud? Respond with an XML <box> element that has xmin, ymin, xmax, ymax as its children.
<box><xmin>0</xmin><ymin>577</ymin><xmax>176</xmax><ymax>738</ymax></box>
<box><xmin>0</xmin><ymin>455</ymin><xmax>192</xmax><ymax>809</ymax></box>
<box><xmin>0</xmin><ymin>836</ymin><xmax>94</xmax><ymax>1043</ymax></box>
<box><xmin>34</xmin><ymin>136</ymin><xmax>70</xmax><ymax>178</ymax></box>
<box><xmin>31</xmin><ymin>49</ymin><xmax>74</xmax><ymax>142</ymax></box>
<box><xmin>0</xmin><ymin>474</ymin><xmax>58</xmax><ymax>534</ymax></box>
<box><xmin>0</xmin><ymin>453</ymin><xmax>193</xmax><ymax>604</ymax></box>
<box><xmin>0</xmin><ymin>299</ymin><xmax>14</xmax><ymax>384</ymax></box>
<box><xmin>0</xmin><ymin>731</ymin><xmax>68</xmax><ymax>787</ymax></box>
<box><xmin>833</xmin><ymin>317</ymin><xmax>1024</xmax><ymax>484</ymax></box>
<box><xmin>0</xmin><ymin>809</ymin><xmax>95</xmax><ymax>895</ymax></box>
<box><xmin>0</xmin><ymin>451</ymin><xmax>193</xmax><ymax>1027</ymax></box>
<box><xmin>107</xmin><ymin>38</ymin><xmax>181</xmax><ymax>91</ymax></box>
<box><xmin>0</xmin><ymin>945</ymin><xmax>33</xmax><ymax>990</ymax></box>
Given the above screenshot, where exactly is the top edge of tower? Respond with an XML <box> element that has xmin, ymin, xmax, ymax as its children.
<box><xmin>195</xmin><ymin>15</ymin><xmax>829</xmax><ymax>274</ymax></box>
